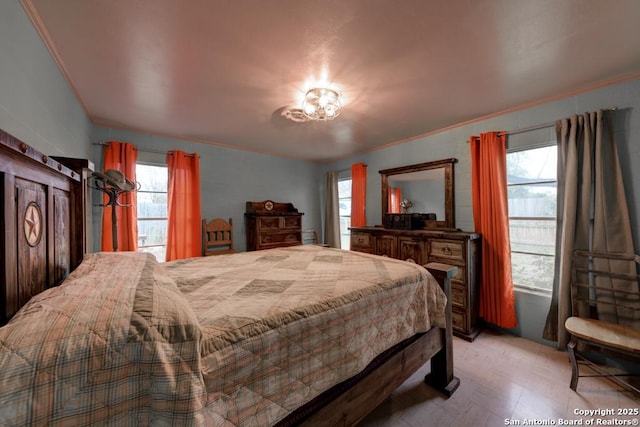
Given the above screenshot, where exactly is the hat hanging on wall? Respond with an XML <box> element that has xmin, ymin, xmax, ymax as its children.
<box><xmin>92</xmin><ymin>169</ymin><xmax>136</xmax><ymax>192</ymax></box>
<box><xmin>91</xmin><ymin>169</ymin><xmax>138</xmax><ymax>251</ymax></box>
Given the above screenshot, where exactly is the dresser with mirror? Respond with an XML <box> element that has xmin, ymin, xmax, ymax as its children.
<box><xmin>349</xmin><ymin>158</ymin><xmax>482</xmax><ymax>341</ymax></box>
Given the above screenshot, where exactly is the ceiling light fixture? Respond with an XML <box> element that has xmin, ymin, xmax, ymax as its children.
<box><xmin>281</xmin><ymin>108</ymin><xmax>310</xmax><ymax>123</ymax></box>
<box><xmin>302</xmin><ymin>87</ymin><xmax>341</xmax><ymax>121</ymax></box>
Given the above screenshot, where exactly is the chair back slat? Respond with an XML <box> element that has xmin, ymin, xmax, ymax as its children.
<box><xmin>203</xmin><ymin>217</ymin><xmax>235</xmax><ymax>255</ymax></box>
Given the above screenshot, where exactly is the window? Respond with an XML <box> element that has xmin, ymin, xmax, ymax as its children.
<box><xmin>507</xmin><ymin>145</ymin><xmax>557</xmax><ymax>293</ymax></box>
<box><xmin>136</xmin><ymin>164</ymin><xmax>168</xmax><ymax>262</ymax></box>
<box><xmin>338</xmin><ymin>178</ymin><xmax>352</xmax><ymax>249</ymax></box>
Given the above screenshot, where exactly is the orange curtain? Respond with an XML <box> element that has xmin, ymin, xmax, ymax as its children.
<box><xmin>470</xmin><ymin>132</ymin><xmax>517</xmax><ymax>328</ymax></box>
<box><xmin>351</xmin><ymin>163</ymin><xmax>367</xmax><ymax>227</ymax></box>
<box><xmin>101</xmin><ymin>141</ymin><xmax>138</xmax><ymax>252</ymax></box>
<box><xmin>393</xmin><ymin>187</ymin><xmax>402</xmax><ymax>213</ymax></box>
<box><xmin>388</xmin><ymin>186</ymin><xmax>402</xmax><ymax>213</ymax></box>
<box><xmin>166</xmin><ymin>150</ymin><xmax>202</xmax><ymax>261</ymax></box>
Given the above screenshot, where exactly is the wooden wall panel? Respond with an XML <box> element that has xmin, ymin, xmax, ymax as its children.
<box><xmin>15</xmin><ymin>178</ymin><xmax>47</xmax><ymax>312</ymax></box>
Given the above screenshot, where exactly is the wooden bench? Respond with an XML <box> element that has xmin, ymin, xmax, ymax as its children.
<box><xmin>565</xmin><ymin>251</ymin><xmax>640</xmax><ymax>394</ymax></box>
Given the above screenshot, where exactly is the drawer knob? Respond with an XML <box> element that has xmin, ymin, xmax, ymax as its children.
<box><xmin>443</xmin><ymin>246</ymin><xmax>452</xmax><ymax>255</ymax></box>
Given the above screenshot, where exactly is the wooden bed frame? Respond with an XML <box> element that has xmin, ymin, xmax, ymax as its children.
<box><xmin>0</xmin><ymin>129</ymin><xmax>459</xmax><ymax>424</ymax></box>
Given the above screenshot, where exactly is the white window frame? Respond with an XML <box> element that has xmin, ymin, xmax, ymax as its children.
<box><xmin>338</xmin><ymin>177</ymin><xmax>352</xmax><ymax>250</ymax></box>
<box><xmin>136</xmin><ymin>163</ymin><xmax>168</xmax><ymax>262</ymax></box>
<box><xmin>507</xmin><ymin>143</ymin><xmax>557</xmax><ymax>294</ymax></box>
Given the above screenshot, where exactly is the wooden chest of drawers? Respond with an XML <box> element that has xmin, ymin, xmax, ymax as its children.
<box><xmin>350</xmin><ymin>227</ymin><xmax>481</xmax><ymax>341</ymax></box>
<box><xmin>245</xmin><ymin>201</ymin><xmax>303</xmax><ymax>251</ymax></box>
<box><xmin>426</xmin><ymin>237</ymin><xmax>480</xmax><ymax>340</ymax></box>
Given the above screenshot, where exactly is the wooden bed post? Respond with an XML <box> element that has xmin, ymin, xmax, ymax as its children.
<box><xmin>425</xmin><ymin>262</ymin><xmax>460</xmax><ymax>396</ymax></box>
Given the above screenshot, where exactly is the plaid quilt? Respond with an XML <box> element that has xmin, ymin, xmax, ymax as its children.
<box><xmin>0</xmin><ymin>252</ymin><xmax>206</xmax><ymax>426</ymax></box>
<box><xmin>0</xmin><ymin>246</ymin><xmax>445</xmax><ymax>426</ymax></box>
<box><xmin>163</xmin><ymin>245</ymin><xmax>446</xmax><ymax>425</ymax></box>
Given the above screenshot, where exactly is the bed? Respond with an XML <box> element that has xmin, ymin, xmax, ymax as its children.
<box><xmin>0</xmin><ymin>130</ymin><xmax>459</xmax><ymax>426</ymax></box>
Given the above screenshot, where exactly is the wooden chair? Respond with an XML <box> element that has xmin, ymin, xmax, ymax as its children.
<box><xmin>565</xmin><ymin>250</ymin><xmax>640</xmax><ymax>394</ymax></box>
<box><xmin>203</xmin><ymin>217</ymin><xmax>235</xmax><ymax>255</ymax></box>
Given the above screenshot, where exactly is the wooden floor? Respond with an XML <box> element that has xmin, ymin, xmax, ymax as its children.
<box><xmin>360</xmin><ymin>328</ymin><xmax>640</xmax><ymax>427</ymax></box>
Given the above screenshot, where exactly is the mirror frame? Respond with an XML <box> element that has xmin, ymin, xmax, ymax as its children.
<box><xmin>380</xmin><ymin>158</ymin><xmax>457</xmax><ymax>230</ymax></box>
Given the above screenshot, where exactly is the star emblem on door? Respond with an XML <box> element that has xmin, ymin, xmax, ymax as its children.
<box><xmin>24</xmin><ymin>202</ymin><xmax>42</xmax><ymax>247</ymax></box>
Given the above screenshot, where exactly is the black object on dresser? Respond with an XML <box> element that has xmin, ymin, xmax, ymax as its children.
<box><xmin>383</xmin><ymin>213</ymin><xmax>437</xmax><ymax>230</ymax></box>
<box><xmin>350</xmin><ymin>226</ymin><xmax>482</xmax><ymax>341</ymax></box>
<box><xmin>245</xmin><ymin>200</ymin><xmax>304</xmax><ymax>251</ymax></box>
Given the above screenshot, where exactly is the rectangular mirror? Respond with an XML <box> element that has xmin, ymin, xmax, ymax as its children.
<box><xmin>380</xmin><ymin>158</ymin><xmax>457</xmax><ymax>230</ymax></box>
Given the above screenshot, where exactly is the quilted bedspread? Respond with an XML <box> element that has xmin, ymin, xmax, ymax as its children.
<box><xmin>0</xmin><ymin>245</ymin><xmax>446</xmax><ymax>426</ymax></box>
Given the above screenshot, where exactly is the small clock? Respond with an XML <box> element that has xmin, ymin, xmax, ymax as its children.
<box><xmin>264</xmin><ymin>200</ymin><xmax>274</xmax><ymax>211</ymax></box>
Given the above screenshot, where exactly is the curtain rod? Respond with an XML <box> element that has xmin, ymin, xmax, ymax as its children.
<box><xmin>466</xmin><ymin>107</ymin><xmax>618</xmax><ymax>141</ymax></box>
<box><xmin>498</xmin><ymin>122</ymin><xmax>554</xmax><ymax>137</ymax></box>
<box><xmin>336</xmin><ymin>163</ymin><xmax>368</xmax><ymax>174</ymax></box>
<box><xmin>92</xmin><ymin>142</ymin><xmax>197</xmax><ymax>157</ymax></box>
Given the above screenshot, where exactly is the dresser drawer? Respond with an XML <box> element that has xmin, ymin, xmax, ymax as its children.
<box><xmin>258</xmin><ymin>216</ymin><xmax>301</xmax><ymax>230</ymax></box>
<box><xmin>258</xmin><ymin>217</ymin><xmax>282</xmax><ymax>230</ymax></box>
<box><xmin>350</xmin><ymin>232</ymin><xmax>372</xmax><ymax>252</ymax></box>
<box><xmin>429</xmin><ymin>239</ymin><xmax>464</xmax><ymax>261</ymax></box>
<box><xmin>452</xmin><ymin>307</ymin><xmax>468</xmax><ymax>332</ymax></box>
<box><xmin>260</xmin><ymin>232</ymin><xmax>301</xmax><ymax>246</ymax></box>
<box><xmin>451</xmin><ymin>282</ymin><xmax>467</xmax><ymax>308</ymax></box>
<box><xmin>284</xmin><ymin>216</ymin><xmax>301</xmax><ymax>229</ymax></box>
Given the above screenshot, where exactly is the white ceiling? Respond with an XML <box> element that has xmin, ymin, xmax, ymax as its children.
<box><xmin>22</xmin><ymin>0</ymin><xmax>640</xmax><ymax>162</ymax></box>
